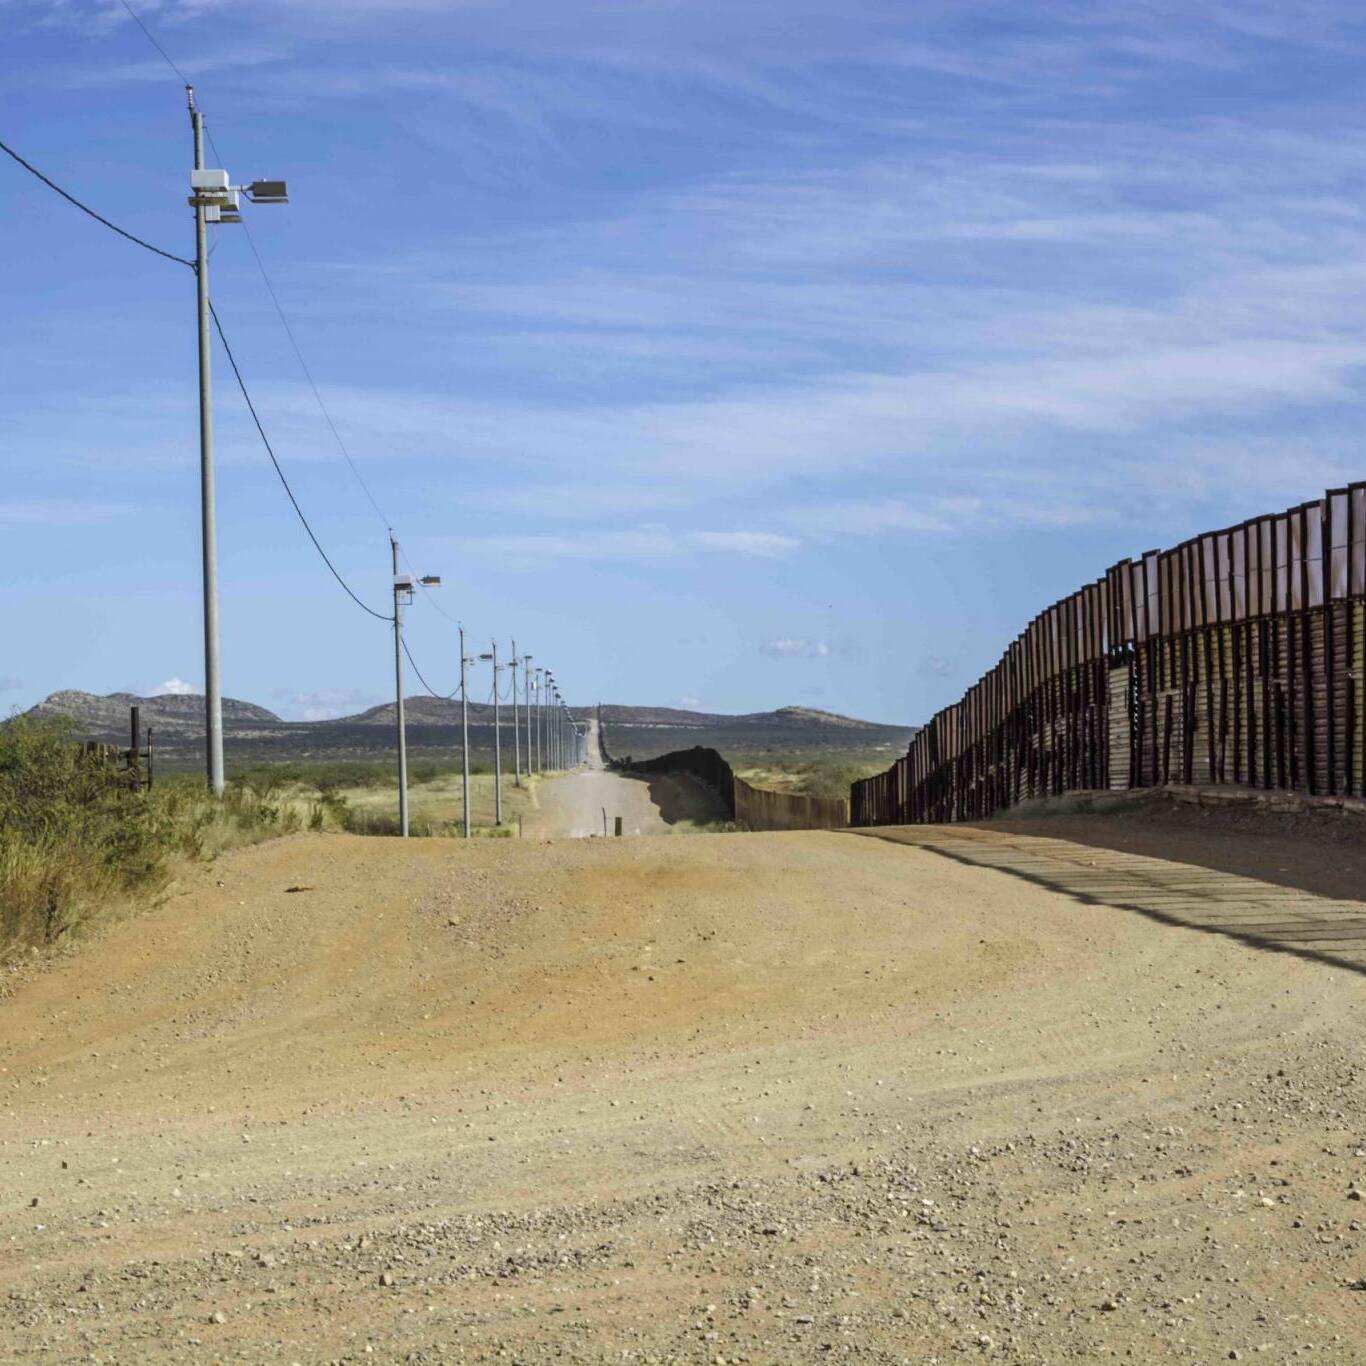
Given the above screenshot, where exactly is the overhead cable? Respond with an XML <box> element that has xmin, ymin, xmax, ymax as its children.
<box><xmin>401</xmin><ymin>637</ymin><xmax>458</xmax><ymax>699</ymax></box>
<box><xmin>209</xmin><ymin>302</ymin><xmax>394</xmax><ymax>623</ymax></box>
<box><xmin>116</xmin><ymin>0</ymin><xmax>193</xmax><ymax>85</ymax></box>
<box><xmin>0</xmin><ymin>135</ymin><xmax>193</xmax><ymax>268</ymax></box>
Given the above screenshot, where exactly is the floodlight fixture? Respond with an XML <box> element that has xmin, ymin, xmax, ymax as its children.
<box><xmin>245</xmin><ymin>180</ymin><xmax>289</xmax><ymax>204</ymax></box>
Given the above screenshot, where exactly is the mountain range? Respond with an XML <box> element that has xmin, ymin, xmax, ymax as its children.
<box><xmin>23</xmin><ymin>691</ymin><xmax>915</xmax><ymax>769</ymax></box>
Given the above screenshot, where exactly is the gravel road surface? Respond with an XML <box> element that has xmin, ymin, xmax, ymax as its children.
<box><xmin>2</xmin><ymin>820</ymin><xmax>1364</xmax><ymax>1362</ymax></box>
<box><xmin>523</xmin><ymin>719</ymin><xmax>727</xmax><ymax>838</ymax></box>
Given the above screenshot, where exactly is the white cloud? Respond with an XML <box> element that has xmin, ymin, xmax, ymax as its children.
<box><xmin>689</xmin><ymin>531</ymin><xmax>797</xmax><ymax>557</ymax></box>
<box><xmin>760</xmin><ymin>639</ymin><xmax>831</xmax><ymax>660</ymax></box>
<box><xmin>679</xmin><ymin>695</ymin><xmax>702</xmax><ymax>709</ymax></box>
<box><xmin>451</xmin><ymin>526</ymin><xmax>798</xmax><ymax>567</ymax></box>
<box><xmin>152</xmin><ymin>676</ymin><xmax>196</xmax><ymax>696</ymax></box>
<box><xmin>917</xmin><ymin>656</ymin><xmax>955</xmax><ymax>678</ymax></box>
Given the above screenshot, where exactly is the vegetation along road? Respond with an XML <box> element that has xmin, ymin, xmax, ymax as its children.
<box><xmin>3</xmin><ymin>792</ymin><xmax>1365</xmax><ymax>1363</ymax></box>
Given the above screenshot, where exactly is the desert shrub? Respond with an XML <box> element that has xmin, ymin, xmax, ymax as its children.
<box><xmin>0</xmin><ymin>717</ymin><xmax>166</xmax><ymax>949</ymax></box>
<box><xmin>789</xmin><ymin>758</ymin><xmax>876</xmax><ymax>801</ymax></box>
<box><xmin>0</xmin><ymin>718</ymin><xmax>297</xmax><ymax>953</ymax></box>
<box><xmin>340</xmin><ymin>806</ymin><xmax>438</xmax><ymax>838</ymax></box>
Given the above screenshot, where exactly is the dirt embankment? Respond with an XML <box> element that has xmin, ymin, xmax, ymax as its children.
<box><xmin>2</xmin><ymin>821</ymin><xmax>1365</xmax><ymax>1362</ymax></box>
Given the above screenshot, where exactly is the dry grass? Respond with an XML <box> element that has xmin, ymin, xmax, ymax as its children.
<box><xmin>328</xmin><ymin>769</ymin><xmax>543</xmax><ymax>837</ymax></box>
<box><xmin>0</xmin><ymin>718</ymin><xmax>297</xmax><ymax>956</ymax></box>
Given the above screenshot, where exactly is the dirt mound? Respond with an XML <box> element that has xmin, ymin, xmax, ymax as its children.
<box><xmin>2</xmin><ymin>824</ymin><xmax>1364</xmax><ymax>1361</ymax></box>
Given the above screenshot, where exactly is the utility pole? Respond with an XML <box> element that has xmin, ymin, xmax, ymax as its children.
<box><xmin>479</xmin><ymin>641</ymin><xmax>502</xmax><ymax>825</ymax></box>
<box><xmin>392</xmin><ymin>536</ymin><xmax>409</xmax><ymax>838</ymax></box>
<box><xmin>540</xmin><ymin>672</ymin><xmax>549</xmax><ymax>773</ymax></box>
<box><xmin>533</xmin><ymin>668</ymin><xmax>542</xmax><ymax>773</ymax></box>
<box><xmin>185</xmin><ymin>89</ymin><xmax>288</xmax><ymax>795</ymax></box>
<box><xmin>492</xmin><ymin>640</ymin><xmax>502</xmax><ymax>823</ymax></box>
<box><xmin>460</xmin><ymin>625</ymin><xmax>472</xmax><ymax>839</ymax></box>
<box><xmin>387</xmin><ymin>541</ymin><xmax>438</xmax><ymax>838</ymax></box>
<box><xmin>189</xmin><ymin>89</ymin><xmax>223</xmax><ymax>796</ymax></box>
<box><xmin>522</xmin><ymin>654</ymin><xmax>533</xmax><ymax>781</ymax></box>
<box><xmin>510</xmin><ymin>639</ymin><xmax>521</xmax><ymax>788</ymax></box>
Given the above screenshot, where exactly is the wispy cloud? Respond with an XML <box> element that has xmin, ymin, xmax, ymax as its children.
<box><xmin>760</xmin><ymin>639</ymin><xmax>831</xmax><ymax>660</ymax></box>
<box><xmin>451</xmin><ymin>526</ymin><xmax>799</xmax><ymax>568</ymax></box>
<box><xmin>917</xmin><ymin>656</ymin><xmax>956</xmax><ymax>678</ymax></box>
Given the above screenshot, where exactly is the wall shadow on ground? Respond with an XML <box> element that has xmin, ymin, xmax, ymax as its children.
<box><xmin>849</xmin><ymin>825</ymin><xmax>1366</xmax><ymax>980</ymax></box>
<box><xmin>986</xmin><ymin>805</ymin><xmax>1366</xmax><ymax>907</ymax></box>
<box><xmin>644</xmin><ymin>772</ymin><xmax>730</xmax><ymax>827</ymax></box>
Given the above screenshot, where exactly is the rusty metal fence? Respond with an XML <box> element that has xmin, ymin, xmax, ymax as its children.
<box><xmin>851</xmin><ymin>483</ymin><xmax>1366</xmax><ymax>826</ymax></box>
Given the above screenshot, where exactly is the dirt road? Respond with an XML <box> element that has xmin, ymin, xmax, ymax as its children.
<box><xmin>523</xmin><ymin>719</ymin><xmax>726</xmax><ymax>837</ymax></box>
<box><xmin>2</xmin><ymin>821</ymin><xmax>1365</xmax><ymax>1362</ymax></box>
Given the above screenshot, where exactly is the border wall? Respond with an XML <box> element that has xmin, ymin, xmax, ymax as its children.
<box><xmin>852</xmin><ymin>483</ymin><xmax>1366</xmax><ymax>827</ymax></box>
<box><xmin>610</xmin><ymin>742</ymin><xmax>849</xmax><ymax>831</ymax></box>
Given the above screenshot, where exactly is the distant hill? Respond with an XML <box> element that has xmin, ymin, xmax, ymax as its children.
<box><xmin>596</xmin><ymin>702</ymin><xmax>894</xmax><ymax>732</ymax></box>
<box><xmin>23</xmin><ymin>690</ymin><xmax>915</xmax><ymax>770</ymax></box>
<box><xmin>341</xmin><ymin>697</ymin><xmax>499</xmax><ymax>727</ymax></box>
<box><xmin>27</xmin><ymin>690</ymin><xmax>281</xmax><ymax>738</ymax></box>
<box><xmin>595</xmin><ymin>701</ymin><xmax>913</xmax><ymax>766</ymax></box>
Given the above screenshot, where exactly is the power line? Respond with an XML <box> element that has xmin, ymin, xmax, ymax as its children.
<box><xmin>204</xmin><ymin>118</ymin><xmax>396</xmax><ymax>535</ymax></box>
<box><xmin>208</xmin><ymin>301</ymin><xmax>394</xmax><ymax>623</ymax></box>
<box><xmin>0</xmin><ymin>135</ymin><xmax>193</xmax><ymax>269</ymax></box>
<box><xmin>112</xmin><ymin>0</ymin><xmax>398</xmax><ymax>549</ymax></box>
<box><xmin>401</xmin><ymin>637</ymin><xmax>457</xmax><ymax>699</ymax></box>
<box><xmin>108</xmin><ymin>9</ymin><xmax>464</xmax><ymax>647</ymax></box>
<box><xmin>116</xmin><ymin>0</ymin><xmax>193</xmax><ymax>85</ymax></box>
<box><xmin>236</xmin><ymin>217</ymin><xmax>393</xmax><ymax>529</ymax></box>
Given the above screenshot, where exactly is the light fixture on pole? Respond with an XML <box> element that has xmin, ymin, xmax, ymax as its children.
<box><xmin>186</xmin><ymin>86</ymin><xmax>288</xmax><ymax>796</ymax></box>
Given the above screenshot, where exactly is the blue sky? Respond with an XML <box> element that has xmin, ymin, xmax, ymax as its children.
<box><xmin>4</xmin><ymin>0</ymin><xmax>1366</xmax><ymax>724</ymax></box>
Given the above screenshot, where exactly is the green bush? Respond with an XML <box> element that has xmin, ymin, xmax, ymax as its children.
<box><xmin>0</xmin><ymin>717</ymin><xmax>296</xmax><ymax>954</ymax></box>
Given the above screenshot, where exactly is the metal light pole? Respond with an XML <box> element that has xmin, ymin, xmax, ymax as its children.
<box><xmin>392</xmin><ymin>537</ymin><xmax>409</xmax><ymax>837</ymax></box>
<box><xmin>533</xmin><ymin>669</ymin><xmax>542</xmax><ymax>773</ymax></box>
<box><xmin>524</xmin><ymin>656</ymin><xmax>534</xmax><ymax>776</ymax></box>
<box><xmin>540</xmin><ymin>672</ymin><xmax>550</xmax><ymax>772</ymax></box>
<box><xmin>189</xmin><ymin>90</ymin><xmax>223</xmax><ymax>795</ymax></box>
<box><xmin>460</xmin><ymin>625</ymin><xmax>472</xmax><ymax>839</ymax></box>
<box><xmin>479</xmin><ymin>641</ymin><xmax>502</xmax><ymax>825</ymax></box>
<box><xmin>510</xmin><ymin>639</ymin><xmax>521</xmax><ymax>788</ymax></box>
<box><xmin>185</xmin><ymin>87</ymin><xmax>287</xmax><ymax>795</ymax></box>
<box><xmin>390</xmin><ymin>539</ymin><xmax>440</xmax><ymax>838</ymax></box>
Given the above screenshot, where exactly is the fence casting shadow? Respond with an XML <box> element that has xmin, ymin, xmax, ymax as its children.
<box><xmin>849</xmin><ymin>825</ymin><xmax>1366</xmax><ymax>980</ymax></box>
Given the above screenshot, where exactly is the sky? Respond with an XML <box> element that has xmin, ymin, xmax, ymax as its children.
<box><xmin>4</xmin><ymin>0</ymin><xmax>1366</xmax><ymax>726</ymax></box>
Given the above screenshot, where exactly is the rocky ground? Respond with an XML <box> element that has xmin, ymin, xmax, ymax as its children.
<box><xmin>2</xmin><ymin>817</ymin><xmax>1364</xmax><ymax>1362</ymax></box>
